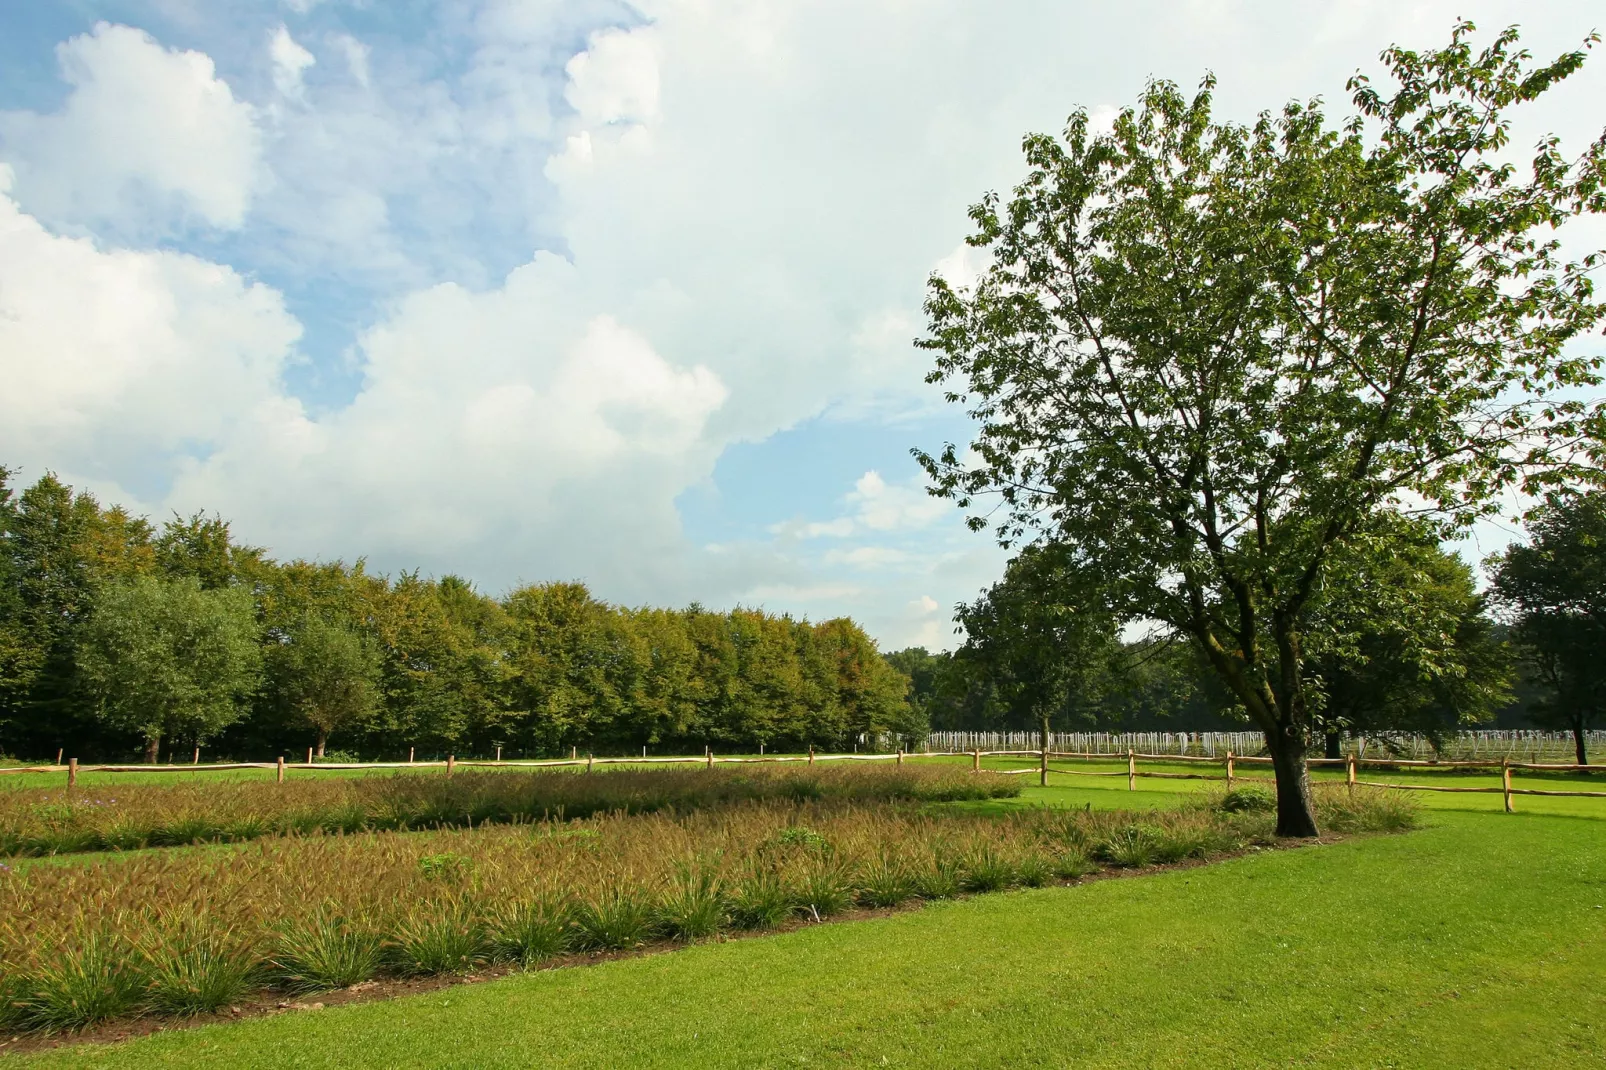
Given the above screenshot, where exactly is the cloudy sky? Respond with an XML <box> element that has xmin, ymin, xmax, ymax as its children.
<box><xmin>2</xmin><ymin>1</ymin><xmax>1601</xmax><ymax>650</ymax></box>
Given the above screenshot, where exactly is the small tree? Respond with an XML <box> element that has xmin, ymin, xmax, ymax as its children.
<box><xmin>955</xmin><ymin>543</ymin><xmax>1118</xmax><ymax>751</ymax></box>
<box><xmin>1490</xmin><ymin>491</ymin><xmax>1606</xmax><ymax>766</ymax></box>
<box><xmin>918</xmin><ymin>23</ymin><xmax>1605</xmax><ymax>834</ymax></box>
<box><xmin>1308</xmin><ymin>528</ymin><xmax>1512</xmax><ymax>756</ymax></box>
<box><xmin>76</xmin><ymin>575</ymin><xmax>262</xmax><ymax>762</ymax></box>
<box><xmin>270</xmin><ymin>613</ymin><xmax>382</xmax><ymax>758</ymax></box>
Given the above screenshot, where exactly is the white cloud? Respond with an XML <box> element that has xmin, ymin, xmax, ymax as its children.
<box><xmin>0</xmin><ymin>168</ymin><xmax>297</xmax><ymax>489</ymax></box>
<box><xmin>0</xmin><ymin>23</ymin><xmax>260</xmax><ymax>233</ymax></box>
<box><xmin>847</xmin><ymin>471</ymin><xmax>949</xmax><ymax>533</ymax></box>
<box><xmin>270</xmin><ymin>26</ymin><xmax>316</xmax><ymax>101</ymax></box>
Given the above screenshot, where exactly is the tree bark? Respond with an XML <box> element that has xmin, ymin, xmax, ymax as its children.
<box><xmin>1574</xmin><ymin>717</ymin><xmax>1589</xmax><ymax>769</ymax></box>
<box><xmin>1039</xmin><ymin>714</ymin><xmax>1050</xmax><ymax>756</ymax></box>
<box><xmin>144</xmin><ymin>735</ymin><xmax>161</xmax><ymax>764</ymax></box>
<box><xmin>1266</xmin><ymin>727</ymin><xmax>1319</xmax><ymax>837</ymax></box>
<box><xmin>315</xmin><ymin>730</ymin><xmax>328</xmax><ymax>760</ymax></box>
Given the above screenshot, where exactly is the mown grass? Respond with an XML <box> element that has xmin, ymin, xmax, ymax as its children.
<box><xmin>0</xmin><ymin>765</ymin><xmax>1019</xmax><ymax>858</ymax></box>
<box><xmin>0</xmin><ymin>786</ymin><xmax>1409</xmax><ymax>1037</ymax></box>
<box><xmin>12</xmin><ymin>800</ymin><xmax>1600</xmax><ymax>1069</ymax></box>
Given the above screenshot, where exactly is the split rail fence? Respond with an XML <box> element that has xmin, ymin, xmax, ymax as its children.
<box><xmin>5</xmin><ymin>744</ymin><xmax>1602</xmax><ymax>814</ymax></box>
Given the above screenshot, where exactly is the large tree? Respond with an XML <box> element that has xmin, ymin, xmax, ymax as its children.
<box><xmin>917</xmin><ymin>24</ymin><xmax>1605</xmax><ymax>834</ymax></box>
<box><xmin>1490</xmin><ymin>491</ymin><xmax>1606</xmax><ymax>766</ymax></box>
<box><xmin>75</xmin><ymin>575</ymin><xmax>263</xmax><ymax>762</ymax></box>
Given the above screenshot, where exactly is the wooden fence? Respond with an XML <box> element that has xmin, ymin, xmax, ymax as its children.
<box><xmin>5</xmin><ymin>746</ymin><xmax>1601</xmax><ymax>813</ymax></box>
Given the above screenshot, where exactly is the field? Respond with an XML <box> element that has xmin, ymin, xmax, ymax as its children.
<box><xmin>3</xmin><ymin>760</ymin><xmax>1602</xmax><ymax>1068</ymax></box>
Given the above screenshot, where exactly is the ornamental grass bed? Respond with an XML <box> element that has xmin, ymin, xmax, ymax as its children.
<box><xmin>0</xmin><ymin>765</ymin><xmax>1019</xmax><ymax>858</ymax></box>
<box><xmin>0</xmin><ymin>784</ymin><xmax>1415</xmax><ymax>1036</ymax></box>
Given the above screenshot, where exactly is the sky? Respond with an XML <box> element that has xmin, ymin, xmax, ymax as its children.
<box><xmin>1</xmin><ymin>1</ymin><xmax>1602</xmax><ymax>651</ymax></box>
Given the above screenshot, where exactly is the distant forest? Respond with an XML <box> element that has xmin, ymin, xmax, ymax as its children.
<box><xmin>0</xmin><ymin>466</ymin><xmax>1562</xmax><ymax>763</ymax></box>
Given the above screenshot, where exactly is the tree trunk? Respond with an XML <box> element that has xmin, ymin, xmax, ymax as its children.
<box><xmin>144</xmin><ymin>735</ymin><xmax>161</xmax><ymax>764</ymax></box>
<box><xmin>1324</xmin><ymin>729</ymin><xmax>1341</xmax><ymax>760</ymax></box>
<box><xmin>1266</xmin><ymin>728</ymin><xmax>1320</xmax><ymax>838</ymax></box>
<box><xmin>315</xmin><ymin>730</ymin><xmax>328</xmax><ymax>760</ymax></box>
<box><xmin>1039</xmin><ymin>714</ymin><xmax>1050</xmax><ymax>756</ymax></box>
<box><xmin>1574</xmin><ymin>717</ymin><xmax>1589</xmax><ymax>769</ymax></box>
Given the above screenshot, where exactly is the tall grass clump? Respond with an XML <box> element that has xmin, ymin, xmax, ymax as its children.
<box><xmin>270</xmin><ymin>912</ymin><xmax>384</xmax><ymax>992</ymax></box>
<box><xmin>0</xmin><ymin>789</ymin><xmax>1417</xmax><ymax>1036</ymax></box>
<box><xmin>141</xmin><ymin>915</ymin><xmax>258</xmax><ymax>1016</ymax></box>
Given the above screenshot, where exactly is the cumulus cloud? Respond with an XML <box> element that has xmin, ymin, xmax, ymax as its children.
<box><xmin>0</xmin><ymin>168</ymin><xmax>297</xmax><ymax>491</ymax></box>
<box><xmin>0</xmin><ymin>23</ymin><xmax>261</xmax><ymax>233</ymax></box>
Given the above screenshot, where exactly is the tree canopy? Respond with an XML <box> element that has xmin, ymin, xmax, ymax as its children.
<box><xmin>1491</xmin><ymin>490</ymin><xmax>1606</xmax><ymax>765</ymax></box>
<box><xmin>917</xmin><ymin>22</ymin><xmax>1606</xmax><ymax>834</ymax></box>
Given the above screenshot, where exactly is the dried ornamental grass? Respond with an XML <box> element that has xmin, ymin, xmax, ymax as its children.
<box><xmin>0</xmin><ymin>765</ymin><xmax>1022</xmax><ymax>858</ymax></box>
<box><xmin>0</xmin><ymin>785</ymin><xmax>1415</xmax><ymax>1034</ymax></box>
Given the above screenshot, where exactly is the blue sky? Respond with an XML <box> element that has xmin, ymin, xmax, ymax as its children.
<box><xmin>2</xmin><ymin>0</ymin><xmax>1601</xmax><ymax>649</ymax></box>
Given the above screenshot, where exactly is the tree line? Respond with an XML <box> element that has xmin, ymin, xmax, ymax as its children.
<box><xmin>894</xmin><ymin>498</ymin><xmax>1606</xmax><ymax>768</ymax></box>
<box><xmin>0</xmin><ymin>469</ymin><xmax>919</xmax><ymax>762</ymax></box>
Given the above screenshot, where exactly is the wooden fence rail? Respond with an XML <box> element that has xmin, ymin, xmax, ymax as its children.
<box><xmin>8</xmin><ymin>747</ymin><xmax>1601</xmax><ymax>813</ymax></box>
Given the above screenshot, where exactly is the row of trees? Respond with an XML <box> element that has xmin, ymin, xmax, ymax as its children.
<box><xmin>0</xmin><ymin>470</ymin><xmax>918</xmax><ymax>762</ymax></box>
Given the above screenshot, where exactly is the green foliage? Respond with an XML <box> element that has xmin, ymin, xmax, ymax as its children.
<box><xmin>1219</xmin><ymin>787</ymin><xmax>1276</xmax><ymax>814</ymax></box>
<box><xmin>488</xmin><ymin>898</ymin><xmax>572</xmax><ymax>966</ymax></box>
<box><xmin>657</xmin><ymin>865</ymin><xmax>728</xmax><ymax>942</ymax></box>
<box><xmin>75</xmin><ymin>575</ymin><xmax>263</xmax><ymax>760</ymax></box>
<box><xmin>572</xmin><ymin>886</ymin><xmax>655</xmax><ymax>950</ymax></box>
<box><xmin>0</xmin><ymin>469</ymin><xmax>922</xmax><ymax>761</ymax></box>
<box><xmin>389</xmin><ymin>899</ymin><xmax>488</xmax><ymax>976</ymax></box>
<box><xmin>13</xmin><ymin>928</ymin><xmax>145</xmax><ymax>1031</ymax></box>
<box><xmin>270</xmin><ymin>913</ymin><xmax>384</xmax><ymax>993</ymax></box>
<box><xmin>1491</xmin><ymin>491</ymin><xmax>1606</xmax><ymax>765</ymax></box>
<box><xmin>141</xmin><ymin>918</ymin><xmax>259</xmax><ymax>1016</ymax></box>
<box><xmin>917</xmin><ymin>22</ymin><xmax>1605</xmax><ymax>835</ymax></box>
<box><xmin>729</xmin><ymin>867</ymin><xmax>796</xmax><ymax>930</ymax></box>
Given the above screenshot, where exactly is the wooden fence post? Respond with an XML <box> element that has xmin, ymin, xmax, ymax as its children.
<box><xmin>56</xmin><ymin>748</ymin><xmax>64</xmax><ymax>766</ymax></box>
<box><xmin>306</xmin><ymin>747</ymin><xmax>314</xmax><ymax>766</ymax></box>
<box><xmin>495</xmin><ymin>746</ymin><xmax>502</xmax><ymax>763</ymax></box>
<box><xmin>447</xmin><ymin>754</ymin><xmax>456</xmax><ymax>777</ymax></box>
<box><xmin>706</xmin><ymin>747</ymin><xmax>714</xmax><ymax>770</ymax></box>
<box><xmin>587</xmin><ymin>753</ymin><xmax>594</xmax><ymax>773</ymax></box>
<box><xmin>276</xmin><ymin>756</ymin><xmax>285</xmax><ymax>784</ymax></box>
<box><xmin>1346</xmin><ymin>753</ymin><xmax>1357</xmax><ymax>797</ymax></box>
<box><xmin>897</xmin><ymin>748</ymin><xmax>905</xmax><ymax>767</ymax></box>
<box><xmin>1128</xmin><ymin>749</ymin><xmax>1137</xmax><ymax>791</ymax></box>
<box><xmin>1502</xmin><ymin>758</ymin><xmax>1514</xmax><ymax>813</ymax></box>
<box><xmin>192</xmin><ymin>746</ymin><xmax>200</xmax><ymax>765</ymax></box>
<box><xmin>572</xmin><ymin>746</ymin><xmax>578</xmax><ymax>761</ymax></box>
<box><xmin>808</xmin><ymin>745</ymin><xmax>815</xmax><ymax>765</ymax></box>
<box><xmin>1226</xmin><ymin>751</ymin><xmax>1235</xmax><ymax>790</ymax></box>
<box><xmin>973</xmin><ymin>747</ymin><xmax>981</xmax><ymax>773</ymax></box>
<box><xmin>68</xmin><ymin>757</ymin><xmax>78</xmax><ymax>790</ymax></box>
<box><xmin>409</xmin><ymin>747</ymin><xmax>415</xmax><ymax>764</ymax></box>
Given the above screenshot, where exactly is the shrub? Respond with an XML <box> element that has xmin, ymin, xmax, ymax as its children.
<box><xmin>1219</xmin><ymin>787</ymin><xmax>1276</xmax><ymax>814</ymax></box>
<box><xmin>270</xmin><ymin>913</ymin><xmax>384</xmax><ymax>992</ymax></box>
<box><xmin>1052</xmin><ymin>846</ymin><xmax>1096</xmax><ymax>880</ymax></box>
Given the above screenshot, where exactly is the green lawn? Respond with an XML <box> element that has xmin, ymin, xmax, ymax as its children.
<box><xmin>17</xmin><ymin>783</ymin><xmax>1604</xmax><ymax>1068</ymax></box>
